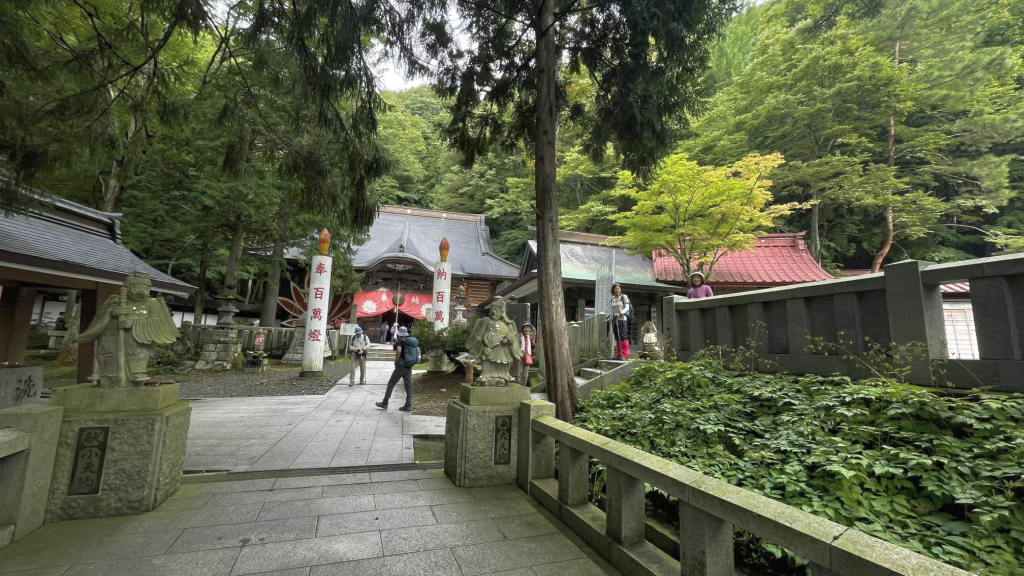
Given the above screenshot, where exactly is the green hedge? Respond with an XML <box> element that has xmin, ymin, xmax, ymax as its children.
<box><xmin>575</xmin><ymin>361</ymin><xmax>1024</xmax><ymax>576</ymax></box>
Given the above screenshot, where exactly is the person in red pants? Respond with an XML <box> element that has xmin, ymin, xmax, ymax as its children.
<box><xmin>607</xmin><ymin>282</ymin><xmax>632</xmax><ymax>360</ymax></box>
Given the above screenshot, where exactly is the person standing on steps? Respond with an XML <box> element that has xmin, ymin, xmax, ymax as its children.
<box><xmin>606</xmin><ymin>282</ymin><xmax>632</xmax><ymax>360</ymax></box>
<box><xmin>380</xmin><ymin>321</ymin><xmax>390</xmax><ymax>344</ymax></box>
<box><xmin>376</xmin><ymin>326</ymin><xmax>419</xmax><ymax>412</ymax></box>
<box><xmin>518</xmin><ymin>322</ymin><xmax>535</xmax><ymax>387</ymax></box>
<box><xmin>349</xmin><ymin>326</ymin><xmax>370</xmax><ymax>387</ymax></box>
<box><xmin>687</xmin><ymin>272</ymin><xmax>714</xmax><ymax>299</ymax></box>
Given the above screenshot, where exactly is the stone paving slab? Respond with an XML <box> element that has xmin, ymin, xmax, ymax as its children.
<box><xmin>0</xmin><ymin>472</ymin><xmax>616</xmax><ymax>576</ymax></box>
<box><xmin>185</xmin><ymin>360</ymin><xmax>432</xmax><ymax>473</ymax></box>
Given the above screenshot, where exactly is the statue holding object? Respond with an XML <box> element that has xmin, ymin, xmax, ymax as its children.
<box><xmin>465</xmin><ymin>296</ymin><xmax>522</xmax><ymax>386</ymax></box>
<box><xmin>76</xmin><ymin>270</ymin><xmax>179</xmax><ymax>387</ymax></box>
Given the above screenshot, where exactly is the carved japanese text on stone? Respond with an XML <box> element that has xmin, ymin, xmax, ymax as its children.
<box><xmin>76</xmin><ymin>271</ymin><xmax>178</xmax><ymax>387</ymax></box>
<box><xmin>493</xmin><ymin>415</ymin><xmax>512</xmax><ymax>465</ymax></box>
<box><xmin>69</xmin><ymin>426</ymin><xmax>109</xmax><ymax>496</ymax></box>
<box><xmin>466</xmin><ymin>296</ymin><xmax>522</xmax><ymax>386</ymax></box>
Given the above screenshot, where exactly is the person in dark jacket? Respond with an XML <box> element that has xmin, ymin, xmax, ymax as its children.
<box><xmin>376</xmin><ymin>327</ymin><xmax>414</xmax><ymax>411</ymax></box>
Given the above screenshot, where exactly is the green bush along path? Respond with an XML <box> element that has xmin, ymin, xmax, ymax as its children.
<box><xmin>575</xmin><ymin>361</ymin><xmax>1024</xmax><ymax>576</ymax></box>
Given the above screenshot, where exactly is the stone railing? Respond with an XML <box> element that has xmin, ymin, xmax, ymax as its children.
<box><xmin>661</xmin><ymin>256</ymin><xmax>1024</xmax><ymax>391</ymax></box>
<box><xmin>568</xmin><ymin>313</ymin><xmax>608</xmax><ymax>366</ymax></box>
<box><xmin>516</xmin><ymin>400</ymin><xmax>975</xmax><ymax>576</ymax></box>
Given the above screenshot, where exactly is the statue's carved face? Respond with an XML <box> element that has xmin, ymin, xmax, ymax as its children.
<box><xmin>489</xmin><ymin>305</ymin><xmax>503</xmax><ymax>320</ymax></box>
<box><xmin>128</xmin><ymin>284</ymin><xmax>149</xmax><ymax>302</ymax></box>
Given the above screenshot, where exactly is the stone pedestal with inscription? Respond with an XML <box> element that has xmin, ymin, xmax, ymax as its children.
<box><xmin>444</xmin><ymin>384</ymin><xmax>530</xmax><ymax>487</ymax></box>
<box><xmin>45</xmin><ymin>383</ymin><xmax>191</xmax><ymax>521</ymax></box>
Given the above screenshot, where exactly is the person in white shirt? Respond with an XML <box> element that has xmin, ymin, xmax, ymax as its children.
<box><xmin>349</xmin><ymin>326</ymin><xmax>370</xmax><ymax>386</ymax></box>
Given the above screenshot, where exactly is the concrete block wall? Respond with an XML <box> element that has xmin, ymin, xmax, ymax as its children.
<box><xmin>663</xmin><ymin>255</ymin><xmax>1024</xmax><ymax>392</ymax></box>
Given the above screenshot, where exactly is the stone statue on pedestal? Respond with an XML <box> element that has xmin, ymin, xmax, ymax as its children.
<box><xmin>76</xmin><ymin>271</ymin><xmax>178</xmax><ymax>387</ymax></box>
<box><xmin>465</xmin><ymin>296</ymin><xmax>522</xmax><ymax>386</ymax></box>
<box><xmin>641</xmin><ymin>319</ymin><xmax>661</xmax><ymax>360</ymax></box>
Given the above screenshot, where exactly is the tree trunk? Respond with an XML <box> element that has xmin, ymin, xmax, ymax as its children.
<box><xmin>535</xmin><ymin>0</ymin><xmax>578</xmax><ymax>422</ymax></box>
<box><xmin>223</xmin><ymin>212</ymin><xmax>245</xmax><ymax>294</ymax></box>
<box><xmin>194</xmin><ymin>240</ymin><xmax>210</xmax><ymax>324</ymax></box>
<box><xmin>260</xmin><ymin>203</ymin><xmax>289</xmax><ymax>327</ymax></box>
<box><xmin>873</xmin><ymin>9</ymin><xmax>901</xmax><ymax>274</ymax></box>
<box><xmin>809</xmin><ymin>200</ymin><xmax>821</xmax><ymax>263</ymax></box>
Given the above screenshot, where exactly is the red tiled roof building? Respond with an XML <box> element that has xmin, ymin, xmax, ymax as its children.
<box><xmin>652</xmin><ymin>232</ymin><xmax>834</xmax><ymax>290</ymax></box>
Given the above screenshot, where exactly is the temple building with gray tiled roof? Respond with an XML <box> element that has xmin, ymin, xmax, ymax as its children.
<box><xmin>341</xmin><ymin>206</ymin><xmax>518</xmax><ymax>341</ymax></box>
<box><xmin>0</xmin><ymin>179</ymin><xmax>194</xmax><ymax>382</ymax></box>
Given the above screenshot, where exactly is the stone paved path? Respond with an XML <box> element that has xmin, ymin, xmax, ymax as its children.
<box><xmin>185</xmin><ymin>361</ymin><xmax>438</xmax><ymax>473</ymax></box>
<box><xmin>0</xmin><ymin>469</ymin><xmax>618</xmax><ymax>576</ymax></box>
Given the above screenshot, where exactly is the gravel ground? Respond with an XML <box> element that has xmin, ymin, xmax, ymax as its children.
<box><xmin>176</xmin><ymin>360</ymin><xmax>352</xmax><ymax>398</ymax></box>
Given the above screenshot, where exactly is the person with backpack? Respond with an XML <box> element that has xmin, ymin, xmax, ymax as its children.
<box><xmin>607</xmin><ymin>282</ymin><xmax>632</xmax><ymax>360</ymax></box>
<box><xmin>380</xmin><ymin>321</ymin><xmax>390</xmax><ymax>344</ymax></box>
<box><xmin>376</xmin><ymin>326</ymin><xmax>418</xmax><ymax>411</ymax></box>
<box><xmin>349</xmin><ymin>326</ymin><xmax>370</xmax><ymax>387</ymax></box>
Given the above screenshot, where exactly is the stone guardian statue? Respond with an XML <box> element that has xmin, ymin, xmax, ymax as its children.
<box><xmin>76</xmin><ymin>270</ymin><xmax>179</xmax><ymax>387</ymax></box>
<box><xmin>465</xmin><ymin>296</ymin><xmax>522</xmax><ymax>386</ymax></box>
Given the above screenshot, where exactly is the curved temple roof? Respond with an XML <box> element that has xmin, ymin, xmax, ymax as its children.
<box><xmin>0</xmin><ymin>177</ymin><xmax>194</xmax><ymax>295</ymax></box>
<box><xmin>352</xmin><ymin>206</ymin><xmax>519</xmax><ymax>279</ymax></box>
<box><xmin>652</xmin><ymin>233</ymin><xmax>834</xmax><ymax>286</ymax></box>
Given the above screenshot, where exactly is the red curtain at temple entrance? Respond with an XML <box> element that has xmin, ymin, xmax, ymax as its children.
<box><xmin>352</xmin><ymin>290</ymin><xmax>432</xmax><ymax>319</ymax></box>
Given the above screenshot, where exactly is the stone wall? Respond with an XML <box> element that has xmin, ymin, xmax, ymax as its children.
<box><xmin>662</xmin><ymin>255</ymin><xmax>1024</xmax><ymax>392</ymax></box>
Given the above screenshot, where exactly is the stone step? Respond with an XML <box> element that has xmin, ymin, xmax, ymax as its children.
<box><xmin>574</xmin><ymin>376</ymin><xmax>589</xmax><ymax>387</ymax></box>
<box><xmin>579</xmin><ymin>367</ymin><xmax>605</xmax><ymax>380</ymax></box>
<box><xmin>530</xmin><ymin>392</ymin><xmax>549</xmax><ymax>401</ymax></box>
<box><xmin>598</xmin><ymin>359</ymin><xmax>628</xmax><ymax>370</ymax></box>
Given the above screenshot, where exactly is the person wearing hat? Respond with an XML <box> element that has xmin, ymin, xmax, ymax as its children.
<box><xmin>518</xmin><ymin>322</ymin><xmax>536</xmax><ymax>387</ymax></box>
<box><xmin>376</xmin><ymin>326</ymin><xmax>418</xmax><ymax>411</ymax></box>
<box><xmin>606</xmin><ymin>282</ymin><xmax>633</xmax><ymax>360</ymax></box>
<box><xmin>349</xmin><ymin>326</ymin><xmax>371</xmax><ymax>386</ymax></box>
<box><xmin>687</xmin><ymin>272</ymin><xmax>714</xmax><ymax>299</ymax></box>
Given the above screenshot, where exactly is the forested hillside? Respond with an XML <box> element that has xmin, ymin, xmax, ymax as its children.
<box><xmin>375</xmin><ymin>0</ymin><xmax>1024</xmax><ymax>271</ymax></box>
<box><xmin>1</xmin><ymin>0</ymin><xmax>1021</xmax><ymax>295</ymax></box>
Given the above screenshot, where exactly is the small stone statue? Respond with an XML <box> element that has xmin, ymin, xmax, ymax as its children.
<box><xmin>466</xmin><ymin>296</ymin><xmax>522</xmax><ymax>386</ymax></box>
<box><xmin>641</xmin><ymin>319</ymin><xmax>661</xmax><ymax>360</ymax></box>
<box><xmin>76</xmin><ymin>271</ymin><xmax>179</xmax><ymax>387</ymax></box>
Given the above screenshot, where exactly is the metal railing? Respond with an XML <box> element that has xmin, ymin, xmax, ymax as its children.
<box><xmin>516</xmin><ymin>400</ymin><xmax>975</xmax><ymax>576</ymax></box>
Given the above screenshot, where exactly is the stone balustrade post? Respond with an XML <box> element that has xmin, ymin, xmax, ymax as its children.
<box><xmin>557</xmin><ymin>444</ymin><xmax>589</xmax><ymax>507</ymax></box>
<box><xmin>833</xmin><ymin>293</ymin><xmax>865</xmax><ymax>355</ymax></box>
<box><xmin>679</xmin><ymin>500</ymin><xmax>734</xmax><ymax>576</ymax></box>
<box><xmin>688</xmin><ymin>310</ymin><xmax>705</xmax><ymax>353</ymax></box>
<box><xmin>745</xmin><ymin>303</ymin><xmax>768</xmax><ymax>354</ymax></box>
<box><xmin>715</xmin><ymin>307</ymin><xmax>734</xmax><ymax>348</ymax></box>
<box><xmin>883</xmin><ymin>260</ymin><xmax>945</xmax><ymax>384</ymax></box>
<box><xmin>970</xmin><ymin>275</ymin><xmax>1023</xmax><ymax>360</ymax></box>
<box><xmin>663</xmin><ymin>296</ymin><xmax>686</xmax><ymax>354</ymax></box>
<box><xmin>605</xmin><ymin>467</ymin><xmax>645</xmax><ymax>546</ymax></box>
<box><xmin>786</xmin><ymin>298</ymin><xmax>811</xmax><ymax>354</ymax></box>
<box><xmin>517</xmin><ymin>400</ymin><xmax>555</xmax><ymax>492</ymax></box>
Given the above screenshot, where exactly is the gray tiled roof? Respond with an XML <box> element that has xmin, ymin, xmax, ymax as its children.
<box><xmin>0</xmin><ymin>182</ymin><xmax>194</xmax><ymax>294</ymax></box>
<box><xmin>352</xmin><ymin>207</ymin><xmax>519</xmax><ymax>279</ymax></box>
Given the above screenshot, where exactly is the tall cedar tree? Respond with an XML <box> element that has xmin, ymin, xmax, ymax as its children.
<box><xmin>420</xmin><ymin>0</ymin><xmax>734</xmax><ymax>420</ymax></box>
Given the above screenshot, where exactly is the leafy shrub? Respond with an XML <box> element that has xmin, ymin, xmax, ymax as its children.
<box><xmin>575</xmin><ymin>361</ymin><xmax>1024</xmax><ymax>576</ymax></box>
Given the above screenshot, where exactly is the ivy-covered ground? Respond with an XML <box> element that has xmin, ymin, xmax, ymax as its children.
<box><xmin>575</xmin><ymin>361</ymin><xmax>1024</xmax><ymax>576</ymax></box>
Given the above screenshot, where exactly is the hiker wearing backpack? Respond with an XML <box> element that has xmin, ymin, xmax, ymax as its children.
<box><xmin>607</xmin><ymin>282</ymin><xmax>632</xmax><ymax>360</ymax></box>
<box><xmin>376</xmin><ymin>326</ymin><xmax>418</xmax><ymax>411</ymax></box>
